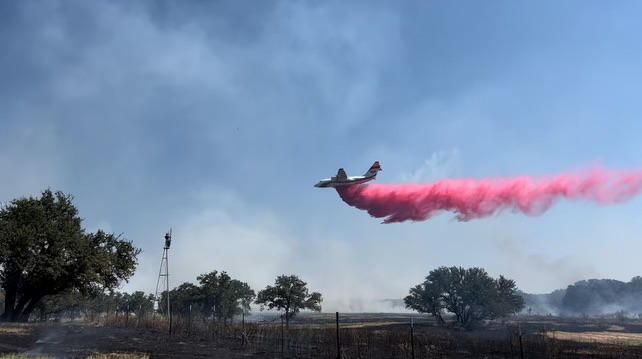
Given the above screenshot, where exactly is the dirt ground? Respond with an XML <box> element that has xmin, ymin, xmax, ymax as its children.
<box><xmin>0</xmin><ymin>322</ymin><xmax>265</xmax><ymax>358</ymax></box>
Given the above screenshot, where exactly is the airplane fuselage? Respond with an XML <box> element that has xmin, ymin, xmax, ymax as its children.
<box><xmin>313</xmin><ymin>175</ymin><xmax>375</xmax><ymax>188</ymax></box>
<box><xmin>314</xmin><ymin>161</ymin><xmax>382</xmax><ymax>188</ymax></box>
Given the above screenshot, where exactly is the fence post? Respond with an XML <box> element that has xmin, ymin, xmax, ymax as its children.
<box><xmin>241</xmin><ymin>311</ymin><xmax>246</xmax><ymax>346</ymax></box>
<box><xmin>519</xmin><ymin>323</ymin><xmax>524</xmax><ymax>358</ymax></box>
<box><xmin>281</xmin><ymin>315</ymin><xmax>285</xmax><ymax>354</ymax></box>
<box><xmin>410</xmin><ymin>315</ymin><xmax>415</xmax><ymax>359</ymax></box>
<box><xmin>336</xmin><ymin>312</ymin><xmax>340</xmax><ymax>359</ymax></box>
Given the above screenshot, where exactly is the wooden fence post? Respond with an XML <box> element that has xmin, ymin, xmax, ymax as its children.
<box><xmin>411</xmin><ymin>316</ymin><xmax>415</xmax><ymax>359</ymax></box>
<box><xmin>336</xmin><ymin>312</ymin><xmax>340</xmax><ymax>359</ymax></box>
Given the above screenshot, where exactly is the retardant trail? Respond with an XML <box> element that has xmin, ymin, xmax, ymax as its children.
<box><xmin>335</xmin><ymin>166</ymin><xmax>642</xmax><ymax>223</ymax></box>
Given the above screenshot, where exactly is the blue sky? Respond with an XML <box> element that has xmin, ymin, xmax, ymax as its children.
<box><xmin>3</xmin><ymin>0</ymin><xmax>642</xmax><ymax>312</ymax></box>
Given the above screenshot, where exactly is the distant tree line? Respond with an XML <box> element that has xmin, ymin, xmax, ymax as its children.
<box><xmin>520</xmin><ymin>277</ymin><xmax>642</xmax><ymax>317</ymax></box>
<box><xmin>0</xmin><ymin>271</ymin><xmax>324</xmax><ymax>326</ymax></box>
<box><xmin>156</xmin><ymin>270</ymin><xmax>255</xmax><ymax>323</ymax></box>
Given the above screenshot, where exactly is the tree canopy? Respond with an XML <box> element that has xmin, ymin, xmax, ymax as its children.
<box><xmin>197</xmin><ymin>270</ymin><xmax>256</xmax><ymax>321</ymax></box>
<box><xmin>255</xmin><ymin>274</ymin><xmax>322</xmax><ymax>328</ymax></box>
<box><xmin>561</xmin><ymin>278</ymin><xmax>642</xmax><ymax>315</ymax></box>
<box><xmin>158</xmin><ymin>270</ymin><xmax>255</xmax><ymax>322</ymax></box>
<box><xmin>519</xmin><ymin>277</ymin><xmax>642</xmax><ymax>317</ymax></box>
<box><xmin>404</xmin><ymin>266</ymin><xmax>524</xmax><ymax>329</ymax></box>
<box><xmin>0</xmin><ymin>189</ymin><xmax>141</xmax><ymax>322</ymax></box>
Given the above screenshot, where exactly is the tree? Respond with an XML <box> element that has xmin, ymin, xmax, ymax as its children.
<box><xmin>157</xmin><ymin>271</ymin><xmax>256</xmax><ymax>323</ymax></box>
<box><xmin>562</xmin><ymin>279</ymin><xmax>632</xmax><ymax>315</ymax></box>
<box><xmin>255</xmin><ymin>274</ymin><xmax>322</xmax><ymax>328</ymax></box>
<box><xmin>0</xmin><ymin>189</ymin><xmax>141</xmax><ymax>322</ymax></box>
<box><xmin>404</xmin><ymin>283</ymin><xmax>445</xmax><ymax>324</ymax></box>
<box><xmin>489</xmin><ymin>275</ymin><xmax>526</xmax><ymax>319</ymax></box>
<box><xmin>119</xmin><ymin>291</ymin><xmax>155</xmax><ymax>316</ymax></box>
<box><xmin>404</xmin><ymin>266</ymin><xmax>524</xmax><ymax>329</ymax></box>
<box><xmin>159</xmin><ymin>282</ymin><xmax>201</xmax><ymax>316</ymax></box>
<box><xmin>196</xmin><ymin>270</ymin><xmax>255</xmax><ymax>322</ymax></box>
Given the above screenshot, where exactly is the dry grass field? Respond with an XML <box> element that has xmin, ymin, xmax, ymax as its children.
<box><xmin>1</xmin><ymin>313</ymin><xmax>642</xmax><ymax>358</ymax></box>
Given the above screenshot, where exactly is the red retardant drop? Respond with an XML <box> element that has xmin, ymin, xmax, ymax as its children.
<box><xmin>335</xmin><ymin>166</ymin><xmax>642</xmax><ymax>223</ymax></box>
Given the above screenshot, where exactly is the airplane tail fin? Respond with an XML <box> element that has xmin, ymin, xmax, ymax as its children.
<box><xmin>364</xmin><ymin>161</ymin><xmax>382</xmax><ymax>177</ymax></box>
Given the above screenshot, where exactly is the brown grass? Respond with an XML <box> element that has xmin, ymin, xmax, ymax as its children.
<box><xmin>608</xmin><ymin>324</ymin><xmax>626</xmax><ymax>331</ymax></box>
<box><xmin>0</xmin><ymin>327</ymin><xmax>31</xmax><ymax>336</ymax></box>
<box><xmin>546</xmin><ymin>330</ymin><xmax>642</xmax><ymax>345</ymax></box>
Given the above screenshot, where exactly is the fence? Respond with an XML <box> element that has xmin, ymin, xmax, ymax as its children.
<box><xmin>38</xmin><ymin>312</ymin><xmax>642</xmax><ymax>359</ymax></box>
<box><xmin>83</xmin><ymin>310</ymin><xmax>637</xmax><ymax>359</ymax></box>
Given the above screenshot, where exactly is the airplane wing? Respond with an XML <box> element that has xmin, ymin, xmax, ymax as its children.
<box><xmin>336</xmin><ymin>168</ymin><xmax>348</xmax><ymax>181</ymax></box>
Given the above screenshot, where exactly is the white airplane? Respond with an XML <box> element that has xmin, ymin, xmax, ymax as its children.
<box><xmin>314</xmin><ymin>161</ymin><xmax>382</xmax><ymax>188</ymax></box>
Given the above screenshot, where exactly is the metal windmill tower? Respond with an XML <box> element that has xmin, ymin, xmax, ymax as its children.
<box><xmin>154</xmin><ymin>228</ymin><xmax>172</xmax><ymax>315</ymax></box>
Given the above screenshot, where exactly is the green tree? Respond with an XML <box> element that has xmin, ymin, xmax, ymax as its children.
<box><xmin>197</xmin><ymin>270</ymin><xmax>255</xmax><ymax>322</ymax></box>
<box><xmin>0</xmin><ymin>189</ymin><xmax>141</xmax><ymax>322</ymax></box>
<box><xmin>158</xmin><ymin>271</ymin><xmax>255</xmax><ymax>323</ymax></box>
<box><xmin>562</xmin><ymin>279</ymin><xmax>628</xmax><ymax>315</ymax></box>
<box><xmin>489</xmin><ymin>275</ymin><xmax>526</xmax><ymax>319</ymax></box>
<box><xmin>404</xmin><ymin>266</ymin><xmax>524</xmax><ymax>329</ymax></box>
<box><xmin>34</xmin><ymin>289</ymin><xmax>85</xmax><ymax>321</ymax></box>
<box><xmin>119</xmin><ymin>291</ymin><xmax>154</xmax><ymax>316</ymax></box>
<box><xmin>405</xmin><ymin>283</ymin><xmax>445</xmax><ymax>324</ymax></box>
<box><xmin>130</xmin><ymin>291</ymin><xmax>155</xmax><ymax>314</ymax></box>
<box><xmin>255</xmin><ymin>274</ymin><xmax>322</xmax><ymax>328</ymax></box>
<box><xmin>159</xmin><ymin>282</ymin><xmax>201</xmax><ymax>316</ymax></box>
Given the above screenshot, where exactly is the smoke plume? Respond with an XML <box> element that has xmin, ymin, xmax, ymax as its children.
<box><xmin>336</xmin><ymin>166</ymin><xmax>642</xmax><ymax>223</ymax></box>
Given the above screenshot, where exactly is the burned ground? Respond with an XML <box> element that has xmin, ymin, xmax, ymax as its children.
<box><xmin>1</xmin><ymin>314</ymin><xmax>642</xmax><ymax>358</ymax></box>
<box><xmin>0</xmin><ymin>322</ymin><xmax>257</xmax><ymax>358</ymax></box>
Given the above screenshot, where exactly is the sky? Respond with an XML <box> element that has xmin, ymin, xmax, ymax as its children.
<box><xmin>3</xmin><ymin>0</ymin><xmax>642</xmax><ymax>312</ymax></box>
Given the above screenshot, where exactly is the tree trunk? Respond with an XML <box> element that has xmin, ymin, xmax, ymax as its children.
<box><xmin>19</xmin><ymin>294</ymin><xmax>44</xmax><ymax>322</ymax></box>
<box><xmin>285</xmin><ymin>308</ymin><xmax>290</xmax><ymax>330</ymax></box>
<box><xmin>0</xmin><ymin>287</ymin><xmax>17</xmax><ymax>322</ymax></box>
<box><xmin>434</xmin><ymin>312</ymin><xmax>445</xmax><ymax>324</ymax></box>
<box><xmin>11</xmin><ymin>295</ymin><xmax>30</xmax><ymax>322</ymax></box>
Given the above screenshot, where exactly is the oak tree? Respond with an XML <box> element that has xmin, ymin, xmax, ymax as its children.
<box><xmin>404</xmin><ymin>266</ymin><xmax>524</xmax><ymax>329</ymax></box>
<box><xmin>196</xmin><ymin>270</ymin><xmax>255</xmax><ymax>322</ymax></box>
<box><xmin>255</xmin><ymin>274</ymin><xmax>322</xmax><ymax>328</ymax></box>
<box><xmin>0</xmin><ymin>189</ymin><xmax>141</xmax><ymax>322</ymax></box>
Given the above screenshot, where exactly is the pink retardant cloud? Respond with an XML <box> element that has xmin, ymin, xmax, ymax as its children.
<box><xmin>336</xmin><ymin>166</ymin><xmax>642</xmax><ymax>223</ymax></box>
